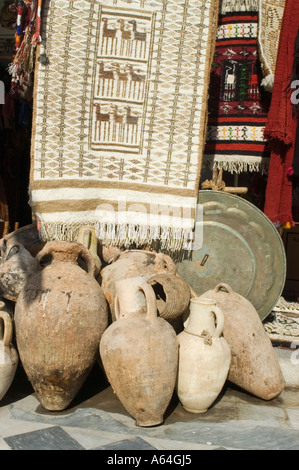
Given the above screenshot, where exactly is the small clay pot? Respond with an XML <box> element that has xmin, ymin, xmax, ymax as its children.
<box><xmin>0</xmin><ymin>243</ymin><xmax>39</xmax><ymax>302</ymax></box>
<box><xmin>177</xmin><ymin>297</ymin><xmax>231</xmax><ymax>413</ymax></box>
<box><xmin>1</xmin><ymin>224</ymin><xmax>45</xmax><ymax>258</ymax></box>
<box><xmin>148</xmin><ymin>273</ymin><xmax>191</xmax><ymax>321</ymax></box>
<box><xmin>0</xmin><ymin>301</ymin><xmax>18</xmax><ymax>401</ymax></box>
<box><xmin>101</xmin><ymin>249</ymin><xmax>177</xmax><ymax>321</ymax></box>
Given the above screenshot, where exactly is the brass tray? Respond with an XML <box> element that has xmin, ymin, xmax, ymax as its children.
<box><xmin>176</xmin><ymin>191</ymin><xmax>286</xmax><ymax>321</ymax></box>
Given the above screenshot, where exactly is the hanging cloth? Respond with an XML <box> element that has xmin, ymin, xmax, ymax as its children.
<box><xmin>202</xmin><ymin>0</ymin><xmax>271</xmax><ymax>174</ymax></box>
<box><xmin>258</xmin><ymin>0</ymin><xmax>286</xmax><ymax>92</ymax></box>
<box><xmin>263</xmin><ymin>0</ymin><xmax>299</xmax><ymax>228</ymax></box>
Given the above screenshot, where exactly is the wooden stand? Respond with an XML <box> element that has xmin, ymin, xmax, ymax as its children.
<box><xmin>201</xmin><ymin>168</ymin><xmax>248</xmax><ymax>196</ymax></box>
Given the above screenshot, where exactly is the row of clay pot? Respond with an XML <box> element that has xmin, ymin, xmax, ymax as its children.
<box><xmin>0</xmin><ymin>225</ymin><xmax>286</xmax><ymax>427</ymax></box>
<box><xmin>0</xmin><ymin>230</ymin><xmax>191</xmax><ymax>415</ymax></box>
<box><xmin>100</xmin><ymin>278</ymin><xmax>286</xmax><ymax>424</ymax></box>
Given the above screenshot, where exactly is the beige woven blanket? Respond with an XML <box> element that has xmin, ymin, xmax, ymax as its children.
<box><xmin>30</xmin><ymin>0</ymin><xmax>219</xmax><ymax>253</ymax></box>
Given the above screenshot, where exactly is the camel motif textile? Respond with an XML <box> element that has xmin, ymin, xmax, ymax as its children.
<box><xmin>30</xmin><ymin>0</ymin><xmax>219</xmax><ymax>252</ymax></box>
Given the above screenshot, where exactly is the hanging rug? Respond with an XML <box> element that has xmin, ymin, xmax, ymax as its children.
<box><xmin>30</xmin><ymin>0</ymin><xmax>219</xmax><ymax>253</ymax></box>
<box><xmin>202</xmin><ymin>6</ymin><xmax>271</xmax><ymax>174</ymax></box>
<box><xmin>264</xmin><ymin>297</ymin><xmax>299</xmax><ymax>345</ymax></box>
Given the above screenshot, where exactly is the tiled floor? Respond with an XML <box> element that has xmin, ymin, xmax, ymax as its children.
<box><xmin>1</xmin><ymin>348</ymin><xmax>299</xmax><ymax>451</ymax></box>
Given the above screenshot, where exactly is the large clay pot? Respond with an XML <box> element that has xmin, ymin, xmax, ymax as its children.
<box><xmin>100</xmin><ymin>249</ymin><xmax>177</xmax><ymax>321</ymax></box>
<box><xmin>100</xmin><ymin>282</ymin><xmax>178</xmax><ymax>427</ymax></box>
<box><xmin>0</xmin><ymin>243</ymin><xmax>39</xmax><ymax>302</ymax></box>
<box><xmin>14</xmin><ymin>241</ymin><xmax>109</xmax><ymax>411</ymax></box>
<box><xmin>199</xmin><ymin>283</ymin><xmax>285</xmax><ymax>400</ymax></box>
<box><xmin>0</xmin><ymin>301</ymin><xmax>18</xmax><ymax>400</ymax></box>
<box><xmin>176</xmin><ymin>297</ymin><xmax>231</xmax><ymax>413</ymax></box>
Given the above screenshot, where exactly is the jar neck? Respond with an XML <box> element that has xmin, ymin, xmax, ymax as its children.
<box><xmin>185</xmin><ymin>298</ymin><xmax>217</xmax><ymax>335</ymax></box>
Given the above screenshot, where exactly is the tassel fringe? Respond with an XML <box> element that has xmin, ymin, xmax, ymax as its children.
<box><xmin>203</xmin><ymin>156</ymin><xmax>270</xmax><ymax>174</ymax></box>
<box><xmin>37</xmin><ymin>219</ymin><xmax>196</xmax><ymax>258</ymax></box>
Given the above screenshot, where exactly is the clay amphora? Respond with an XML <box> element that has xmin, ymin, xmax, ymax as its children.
<box><xmin>148</xmin><ymin>273</ymin><xmax>191</xmax><ymax>321</ymax></box>
<box><xmin>0</xmin><ymin>301</ymin><xmax>18</xmax><ymax>400</ymax></box>
<box><xmin>199</xmin><ymin>284</ymin><xmax>285</xmax><ymax>400</ymax></box>
<box><xmin>100</xmin><ymin>282</ymin><xmax>178</xmax><ymax>427</ymax></box>
<box><xmin>14</xmin><ymin>241</ymin><xmax>109</xmax><ymax>411</ymax></box>
<box><xmin>176</xmin><ymin>297</ymin><xmax>231</xmax><ymax>413</ymax></box>
<box><xmin>100</xmin><ymin>249</ymin><xmax>177</xmax><ymax>321</ymax></box>
<box><xmin>0</xmin><ymin>243</ymin><xmax>39</xmax><ymax>302</ymax></box>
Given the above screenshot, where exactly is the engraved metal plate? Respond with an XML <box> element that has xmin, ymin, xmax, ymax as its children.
<box><xmin>176</xmin><ymin>191</ymin><xmax>287</xmax><ymax>321</ymax></box>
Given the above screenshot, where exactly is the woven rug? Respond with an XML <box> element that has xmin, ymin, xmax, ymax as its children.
<box><xmin>264</xmin><ymin>297</ymin><xmax>299</xmax><ymax>345</ymax></box>
<box><xmin>258</xmin><ymin>0</ymin><xmax>286</xmax><ymax>92</ymax></box>
<box><xmin>202</xmin><ymin>1</ymin><xmax>271</xmax><ymax>174</ymax></box>
<box><xmin>30</xmin><ymin>0</ymin><xmax>219</xmax><ymax>253</ymax></box>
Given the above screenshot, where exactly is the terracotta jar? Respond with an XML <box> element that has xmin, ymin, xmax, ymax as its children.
<box><xmin>176</xmin><ymin>297</ymin><xmax>231</xmax><ymax>413</ymax></box>
<box><xmin>0</xmin><ymin>301</ymin><xmax>18</xmax><ymax>401</ymax></box>
<box><xmin>0</xmin><ymin>243</ymin><xmax>39</xmax><ymax>302</ymax></box>
<box><xmin>100</xmin><ymin>249</ymin><xmax>177</xmax><ymax>321</ymax></box>
<box><xmin>100</xmin><ymin>281</ymin><xmax>178</xmax><ymax>427</ymax></box>
<box><xmin>199</xmin><ymin>284</ymin><xmax>285</xmax><ymax>400</ymax></box>
<box><xmin>14</xmin><ymin>241</ymin><xmax>108</xmax><ymax>411</ymax></box>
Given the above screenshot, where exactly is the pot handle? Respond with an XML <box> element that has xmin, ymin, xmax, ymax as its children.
<box><xmin>37</xmin><ymin>242</ymin><xmax>96</xmax><ymax>277</ymax></box>
<box><xmin>214</xmin><ymin>283</ymin><xmax>233</xmax><ymax>294</ymax></box>
<box><xmin>138</xmin><ymin>282</ymin><xmax>158</xmax><ymax>323</ymax></box>
<box><xmin>114</xmin><ymin>294</ymin><xmax>121</xmax><ymax>321</ymax></box>
<box><xmin>211</xmin><ymin>306</ymin><xmax>225</xmax><ymax>338</ymax></box>
<box><xmin>0</xmin><ymin>311</ymin><xmax>13</xmax><ymax>347</ymax></box>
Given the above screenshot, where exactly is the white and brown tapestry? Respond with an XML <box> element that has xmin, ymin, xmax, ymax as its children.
<box><xmin>30</xmin><ymin>0</ymin><xmax>219</xmax><ymax>253</ymax></box>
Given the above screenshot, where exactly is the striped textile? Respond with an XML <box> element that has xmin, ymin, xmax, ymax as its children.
<box><xmin>202</xmin><ymin>3</ymin><xmax>271</xmax><ymax>174</ymax></box>
<box><xmin>30</xmin><ymin>0</ymin><xmax>219</xmax><ymax>253</ymax></box>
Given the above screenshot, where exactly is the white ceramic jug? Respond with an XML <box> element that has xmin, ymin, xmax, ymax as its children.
<box><xmin>0</xmin><ymin>301</ymin><xmax>18</xmax><ymax>401</ymax></box>
<box><xmin>176</xmin><ymin>297</ymin><xmax>231</xmax><ymax>413</ymax></box>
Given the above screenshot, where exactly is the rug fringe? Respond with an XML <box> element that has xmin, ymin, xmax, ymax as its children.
<box><xmin>202</xmin><ymin>156</ymin><xmax>270</xmax><ymax>174</ymax></box>
<box><xmin>37</xmin><ymin>219</ymin><xmax>195</xmax><ymax>255</ymax></box>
